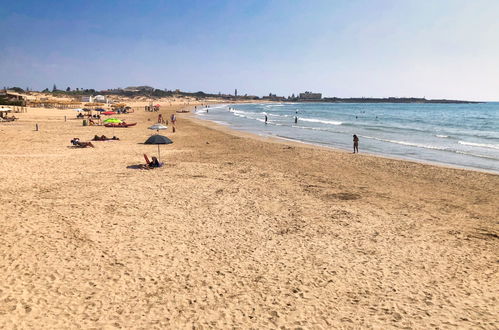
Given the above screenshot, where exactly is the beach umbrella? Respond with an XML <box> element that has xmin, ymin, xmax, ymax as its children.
<box><xmin>102</xmin><ymin>111</ymin><xmax>116</xmax><ymax>115</ymax></box>
<box><xmin>103</xmin><ymin>118</ymin><xmax>122</xmax><ymax>135</ymax></box>
<box><xmin>148</xmin><ymin>123</ymin><xmax>168</xmax><ymax>133</ymax></box>
<box><xmin>103</xmin><ymin>118</ymin><xmax>122</xmax><ymax>124</ymax></box>
<box><xmin>95</xmin><ymin>108</ymin><xmax>106</xmax><ymax>112</ymax></box>
<box><xmin>73</xmin><ymin>108</ymin><xmax>84</xmax><ymax>112</ymax></box>
<box><xmin>144</xmin><ymin>134</ymin><xmax>173</xmax><ymax>161</ymax></box>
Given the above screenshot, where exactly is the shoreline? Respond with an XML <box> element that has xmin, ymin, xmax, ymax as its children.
<box><xmin>189</xmin><ymin>105</ymin><xmax>499</xmax><ymax>176</ymax></box>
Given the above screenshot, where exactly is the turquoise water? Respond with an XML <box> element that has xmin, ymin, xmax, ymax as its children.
<box><xmin>195</xmin><ymin>102</ymin><xmax>499</xmax><ymax>173</ymax></box>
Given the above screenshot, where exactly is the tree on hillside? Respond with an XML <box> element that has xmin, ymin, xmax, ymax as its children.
<box><xmin>52</xmin><ymin>84</ymin><xmax>57</xmax><ymax>92</ymax></box>
<box><xmin>42</xmin><ymin>88</ymin><xmax>49</xmax><ymax>92</ymax></box>
<box><xmin>66</xmin><ymin>87</ymin><xmax>71</xmax><ymax>92</ymax></box>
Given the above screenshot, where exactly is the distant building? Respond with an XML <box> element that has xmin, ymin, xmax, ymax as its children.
<box><xmin>93</xmin><ymin>95</ymin><xmax>106</xmax><ymax>103</ymax></box>
<box><xmin>235</xmin><ymin>89</ymin><xmax>238</xmax><ymax>97</ymax></box>
<box><xmin>299</xmin><ymin>91</ymin><xmax>322</xmax><ymax>100</ymax></box>
<box><xmin>123</xmin><ymin>86</ymin><xmax>154</xmax><ymax>93</ymax></box>
<box><xmin>123</xmin><ymin>87</ymin><xmax>139</xmax><ymax>92</ymax></box>
<box><xmin>262</xmin><ymin>93</ymin><xmax>286</xmax><ymax>101</ymax></box>
<box><xmin>81</xmin><ymin>95</ymin><xmax>106</xmax><ymax>103</ymax></box>
<box><xmin>0</xmin><ymin>90</ymin><xmax>27</xmax><ymax>102</ymax></box>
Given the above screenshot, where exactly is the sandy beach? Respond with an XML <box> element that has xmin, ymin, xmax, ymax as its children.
<box><xmin>0</xmin><ymin>103</ymin><xmax>497</xmax><ymax>329</ymax></box>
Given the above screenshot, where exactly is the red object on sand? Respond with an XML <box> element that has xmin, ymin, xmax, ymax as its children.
<box><xmin>102</xmin><ymin>111</ymin><xmax>116</xmax><ymax>115</ymax></box>
<box><xmin>104</xmin><ymin>122</ymin><xmax>137</xmax><ymax>128</ymax></box>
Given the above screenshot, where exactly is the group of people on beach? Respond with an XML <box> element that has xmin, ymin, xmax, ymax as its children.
<box><xmin>266</xmin><ymin>109</ymin><xmax>360</xmax><ymax>153</ymax></box>
<box><xmin>157</xmin><ymin>113</ymin><xmax>177</xmax><ymax>132</ymax></box>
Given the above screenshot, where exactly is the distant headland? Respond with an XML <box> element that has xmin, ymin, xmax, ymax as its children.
<box><xmin>1</xmin><ymin>86</ymin><xmax>481</xmax><ymax>105</ymax></box>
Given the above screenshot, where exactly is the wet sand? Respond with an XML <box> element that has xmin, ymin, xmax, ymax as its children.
<box><xmin>0</xmin><ymin>103</ymin><xmax>497</xmax><ymax>328</ymax></box>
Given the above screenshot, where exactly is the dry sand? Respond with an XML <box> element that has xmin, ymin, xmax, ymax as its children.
<box><xmin>0</xmin><ymin>103</ymin><xmax>498</xmax><ymax>329</ymax></box>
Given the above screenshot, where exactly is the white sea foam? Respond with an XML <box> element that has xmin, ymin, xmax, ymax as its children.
<box><xmin>458</xmin><ymin>141</ymin><xmax>499</xmax><ymax>150</ymax></box>
<box><xmin>206</xmin><ymin>104</ymin><xmax>228</xmax><ymax>110</ymax></box>
<box><xmin>299</xmin><ymin>118</ymin><xmax>342</xmax><ymax>125</ymax></box>
<box><xmin>212</xmin><ymin>120</ymin><xmax>229</xmax><ymax>126</ymax></box>
<box><xmin>455</xmin><ymin>151</ymin><xmax>499</xmax><ymax>160</ymax></box>
<box><xmin>435</xmin><ymin>134</ymin><xmax>449</xmax><ymax>138</ymax></box>
<box><xmin>268</xmin><ymin>113</ymin><xmax>291</xmax><ymax>118</ymax></box>
<box><xmin>363</xmin><ymin>136</ymin><xmax>499</xmax><ymax>160</ymax></box>
<box><xmin>362</xmin><ymin>136</ymin><xmax>447</xmax><ymax>151</ymax></box>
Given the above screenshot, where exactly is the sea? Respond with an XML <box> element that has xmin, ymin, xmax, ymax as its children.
<box><xmin>194</xmin><ymin>102</ymin><xmax>499</xmax><ymax>174</ymax></box>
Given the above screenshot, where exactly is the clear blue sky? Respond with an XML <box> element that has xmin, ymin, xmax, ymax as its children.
<box><xmin>1</xmin><ymin>0</ymin><xmax>498</xmax><ymax>100</ymax></box>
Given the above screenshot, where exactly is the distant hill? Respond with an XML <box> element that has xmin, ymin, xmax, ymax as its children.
<box><xmin>317</xmin><ymin>97</ymin><xmax>480</xmax><ymax>104</ymax></box>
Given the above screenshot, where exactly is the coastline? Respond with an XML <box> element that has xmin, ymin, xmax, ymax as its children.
<box><xmin>190</xmin><ymin>105</ymin><xmax>499</xmax><ymax>176</ymax></box>
<box><xmin>0</xmin><ymin>103</ymin><xmax>497</xmax><ymax>328</ymax></box>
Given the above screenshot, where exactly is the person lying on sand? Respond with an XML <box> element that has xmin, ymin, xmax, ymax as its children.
<box><xmin>92</xmin><ymin>135</ymin><xmax>120</xmax><ymax>141</ymax></box>
<box><xmin>70</xmin><ymin>138</ymin><xmax>94</xmax><ymax>148</ymax></box>
<box><xmin>93</xmin><ymin>135</ymin><xmax>108</xmax><ymax>141</ymax></box>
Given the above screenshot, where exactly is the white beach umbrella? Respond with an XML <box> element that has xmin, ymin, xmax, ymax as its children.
<box><xmin>148</xmin><ymin>123</ymin><xmax>168</xmax><ymax>133</ymax></box>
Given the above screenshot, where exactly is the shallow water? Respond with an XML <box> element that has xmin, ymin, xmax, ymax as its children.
<box><xmin>195</xmin><ymin>102</ymin><xmax>499</xmax><ymax>173</ymax></box>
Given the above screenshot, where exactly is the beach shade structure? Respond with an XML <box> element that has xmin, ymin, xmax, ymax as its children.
<box><xmin>102</xmin><ymin>111</ymin><xmax>117</xmax><ymax>115</ymax></box>
<box><xmin>95</xmin><ymin>108</ymin><xmax>106</xmax><ymax>112</ymax></box>
<box><xmin>103</xmin><ymin>118</ymin><xmax>122</xmax><ymax>124</ymax></box>
<box><xmin>144</xmin><ymin>134</ymin><xmax>173</xmax><ymax>161</ymax></box>
<box><xmin>103</xmin><ymin>118</ymin><xmax>123</xmax><ymax>135</ymax></box>
<box><xmin>148</xmin><ymin>123</ymin><xmax>168</xmax><ymax>133</ymax></box>
<box><xmin>73</xmin><ymin>108</ymin><xmax>84</xmax><ymax>112</ymax></box>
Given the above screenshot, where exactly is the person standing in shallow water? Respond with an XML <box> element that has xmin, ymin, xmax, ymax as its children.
<box><xmin>353</xmin><ymin>134</ymin><xmax>359</xmax><ymax>153</ymax></box>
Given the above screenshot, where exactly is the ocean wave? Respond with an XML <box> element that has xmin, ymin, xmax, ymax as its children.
<box><xmin>362</xmin><ymin>136</ymin><xmax>447</xmax><ymax>151</ymax></box>
<box><xmin>362</xmin><ymin>135</ymin><xmax>499</xmax><ymax>160</ymax></box>
<box><xmin>455</xmin><ymin>151</ymin><xmax>499</xmax><ymax>160</ymax></box>
<box><xmin>299</xmin><ymin>118</ymin><xmax>342</xmax><ymax>125</ymax></box>
<box><xmin>268</xmin><ymin>113</ymin><xmax>291</xmax><ymax>118</ymax></box>
<box><xmin>212</xmin><ymin>120</ymin><xmax>229</xmax><ymax>126</ymax></box>
<box><xmin>232</xmin><ymin>110</ymin><xmax>255</xmax><ymax>118</ymax></box>
<box><xmin>206</xmin><ymin>105</ymin><xmax>228</xmax><ymax>110</ymax></box>
<box><xmin>458</xmin><ymin>141</ymin><xmax>499</xmax><ymax>150</ymax></box>
<box><xmin>291</xmin><ymin>125</ymin><xmax>330</xmax><ymax>131</ymax></box>
<box><xmin>435</xmin><ymin>134</ymin><xmax>449</xmax><ymax>138</ymax></box>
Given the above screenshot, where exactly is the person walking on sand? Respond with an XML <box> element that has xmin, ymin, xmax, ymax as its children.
<box><xmin>353</xmin><ymin>134</ymin><xmax>359</xmax><ymax>153</ymax></box>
